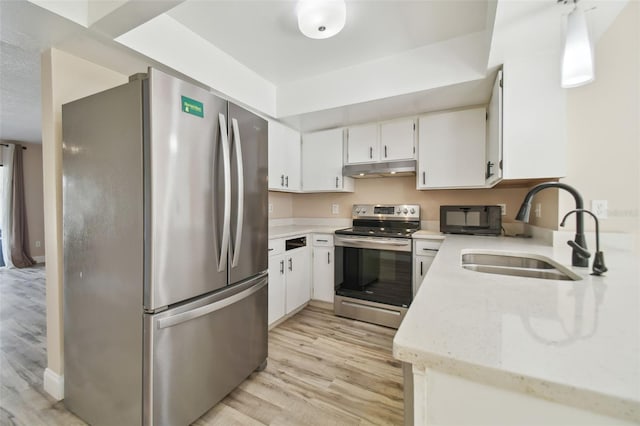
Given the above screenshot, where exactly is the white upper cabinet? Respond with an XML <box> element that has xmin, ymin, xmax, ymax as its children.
<box><xmin>417</xmin><ymin>107</ymin><xmax>486</xmax><ymax>189</ymax></box>
<box><xmin>345</xmin><ymin>124</ymin><xmax>378</xmax><ymax>164</ymax></box>
<box><xmin>486</xmin><ymin>70</ymin><xmax>503</xmax><ymax>187</ymax></box>
<box><xmin>268</xmin><ymin>120</ymin><xmax>301</xmax><ymax>191</ymax></box>
<box><xmin>346</xmin><ymin>120</ymin><xmax>415</xmax><ymax>165</ymax></box>
<box><xmin>302</xmin><ymin>128</ymin><xmax>354</xmax><ymax>192</ymax></box>
<box><xmin>502</xmin><ymin>52</ymin><xmax>566</xmax><ymax>179</ymax></box>
<box><xmin>380</xmin><ymin>118</ymin><xmax>416</xmax><ymax>161</ymax></box>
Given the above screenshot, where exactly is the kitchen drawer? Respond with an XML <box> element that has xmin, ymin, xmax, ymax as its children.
<box><xmin>312</xmin><ymin>234</ymin><xmax>334</xmax><ymax>247</ymax></box>
<box><xmin>268</xmin><ymin>238</ymin><xmax>285</xmax><ymax>256</ymax></box>
<box><xmin>414</xmin><ymin>239</ymin><xmax>441</xmax><ymax>255</ymax></box>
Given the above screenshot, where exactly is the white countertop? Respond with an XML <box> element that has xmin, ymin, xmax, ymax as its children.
<box><xmin>269</xmin><ymin>225</ymin><xmax>344</xmax><ymax>239</ymax></box>
<box><xmin>393</xmin><ymin>234</ymin><xmax>640</xmax><ymax>422</ymax></box>
<box><xmin>412</xmin><ymin>230</ymin><xmax>446</xmax><ymax>240</ymax></box>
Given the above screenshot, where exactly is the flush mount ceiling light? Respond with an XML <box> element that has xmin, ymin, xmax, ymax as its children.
<box><xmin>560</xmin><ymin>0</ymin><xmax>595</xmax><ymax>88</ymax></box>
<box><xmin>297</xmin><ymin>0</ymin><xmax>346</xmax><ymax>39</ymax></box>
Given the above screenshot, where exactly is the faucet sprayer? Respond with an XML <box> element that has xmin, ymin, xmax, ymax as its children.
<box><xmin>561</xmin><ymin>209</ymin><xmax>608</xmax><ymax>276</ymax></box>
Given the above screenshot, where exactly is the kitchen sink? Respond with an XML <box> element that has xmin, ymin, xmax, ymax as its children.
<box><xmin>461</xmin><ymin>251</ymin><xmax>582</xmax><ymax>281</ymax></box>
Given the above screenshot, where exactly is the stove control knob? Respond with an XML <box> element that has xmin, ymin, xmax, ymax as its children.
<box><xmin>355</xmin><ymin>208</ymin><xmax>361</xmax><ymax>214</ymax></box>
<box><xmin>403</xmin><ymin>208</ymin><xmax>408</xmax><ymax>214</ymax></box>
<box><xmin>410</xmin><ymin>208</ymin><xmax>415</xmax><ymax>214</ymax></box>
<box><xmin>361</xmin><ymin>209</ymin><xmax>366</xmax><ymax>214</ymax></box>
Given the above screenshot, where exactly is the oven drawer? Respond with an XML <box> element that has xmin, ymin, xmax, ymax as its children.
<box><xmin>334</xmin><ymin>296</ymin><xmax>407</xmax><ymax>329</ymax></box>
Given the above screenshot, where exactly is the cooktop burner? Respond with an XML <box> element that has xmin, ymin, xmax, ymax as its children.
<box><xmin>335</xmin><ymin>204</ymin><xmax>421</xmax><ymax>238</ymax></box>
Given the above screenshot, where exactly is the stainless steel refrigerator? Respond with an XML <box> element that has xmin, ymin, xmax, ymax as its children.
<box><xmin>62</xmin><ymin>68</ymin><xmax>268</xmax><ymax>426</ymax></box>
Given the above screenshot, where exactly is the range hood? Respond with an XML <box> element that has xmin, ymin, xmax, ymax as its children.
<box><xmin>343</xmin><ymin>160</ymin><xmax>416</xmax><ymax>178</ymax></box>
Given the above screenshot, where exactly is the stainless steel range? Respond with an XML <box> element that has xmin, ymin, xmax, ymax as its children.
<box><xmin>334</xmin><ymin>204</ymin><xmax>420</xmax><ymax>329</ymax></box>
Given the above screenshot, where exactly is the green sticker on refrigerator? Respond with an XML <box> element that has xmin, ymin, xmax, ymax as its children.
<box><xmin>181</xmin><ymin>96</ymin><xmax>204</xmax><ymax>118</ymax></box>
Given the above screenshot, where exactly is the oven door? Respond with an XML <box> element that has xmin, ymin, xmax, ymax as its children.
<box><xmin>334</xmin><ymin>235</ymin><xmax>412</xmax><ymax>308</ymax></box>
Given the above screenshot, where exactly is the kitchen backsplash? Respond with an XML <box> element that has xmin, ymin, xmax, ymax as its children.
<box><xmin>269</xmin><ymin>176</ymin><xmax>559</xmax><ymax>229</ymax></box>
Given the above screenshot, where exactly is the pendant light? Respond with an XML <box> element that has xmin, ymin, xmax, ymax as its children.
<box><xmin>561</xmin><ymin>1</ymin><xmax>595</xmax><ymax>88</ymax></box>
<box><xmin>297</xmin><ymin>0</ymin><xmax>346</xmax><ymax>39</ymax></box>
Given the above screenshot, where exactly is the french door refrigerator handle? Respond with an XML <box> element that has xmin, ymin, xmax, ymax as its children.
<box><xmin>156</xmin><ymin>277</ymin><xmax>267</xmax><ymax>329</ymax></box>
<box><xmin>218</xmin><ymin>113</ymin><xmax>231</xmax><ymax>272</ymax></box>
<box><xmin>230</xmin><ymin>118</ymin><xmax>244</xmax><ymax>268</ymax></box>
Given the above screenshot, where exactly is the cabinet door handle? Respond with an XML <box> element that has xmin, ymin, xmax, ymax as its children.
<box><xmin>335</xmin><ymin>176</ymin><xmax>339</xmax><ymax>188</ymax></box>
<box><xmin>268</xmin><ymin>248</ymin><xmax>274</xmax><ymax>251</ymax></box>
<box><xmin>288</xmin><ymin>258</ymin><xmax>293</xmax><ymax>271</ymax></box>
<box><xmin>316</xmin><ymin>239</ymin><xmax>328</xmax><ymax>243</ymax></box>
<box><xmin>327</xmin><ymin>252</ymin><xmax>331</xmax><ymax>264</ymax></box>
<box><xmin>369</xmin><ymin>146</ymin><xmax>373</xmax><ymax>159</ymax></box>
<box><xmin>281</xmin><ymin>174</ymin><xmax>284</xmax><ymax>186</ymax></box>
<box><xmin>486</xmin><ymin>161</ymin><xmax>494</xmax><ymax>179</ymax></box>
<box><xmin>285</xmin><ymin>175</ymin><xmax>289</xmax><ymax>187</ymax></box>
<box><xmin>422</xmin><ymin>171</ymin><xmax>426</xmax><ymax>185</ymax></box>
<box><xmin>420</xmin><ymin>261</ymin><xmax>423</xmax><ymax>276</ymax></box>
<box><xmin>280</xmin><ymin>260</ymin><xmax>284</xmax><ymax>274</ymax></box>
<box><xmin>384</xmin><ymin>145</ymin><xmax>388</xmax><ymax>158</ymax></box>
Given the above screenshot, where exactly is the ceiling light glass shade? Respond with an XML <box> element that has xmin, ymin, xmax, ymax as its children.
<box><xmin>297</xmin><ymin>0</ymin><xmax>346</xmax><ymax>39</ymax></box>
<box><xmin>561</xmin><ymin>5</ymin><xmax>595</xmax><ymax>88</ymax></box>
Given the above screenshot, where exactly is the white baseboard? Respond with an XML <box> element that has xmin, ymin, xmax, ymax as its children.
<box><xmin>33</xmin><ymin>256</ymin><xmax>45</xmax><ymax>264</ymax></box>
<box><xmin>43</xmin><ymin>368</ymin><xmax>64</xmax><ymax>401</ymax></box>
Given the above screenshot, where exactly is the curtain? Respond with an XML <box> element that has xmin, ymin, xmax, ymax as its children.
<box><xmin>1</xmin><ymin>144</ymin><xmax>15</xmax><ymax>267</ymax></box>
<box><xmin>9</xmin><ymin>144</ymin><xmax>35</xmax><ymax>268</ymax></box>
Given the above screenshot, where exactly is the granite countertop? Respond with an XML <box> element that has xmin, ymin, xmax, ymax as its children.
<box><xmin>393</xmin><ymin>234</ymin><xmax>640</xmax><ymax>423</ymax></box>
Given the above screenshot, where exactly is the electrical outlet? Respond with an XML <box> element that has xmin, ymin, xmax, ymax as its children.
<box><xmin>268</xmin><ymin>203</ymin><xmax>273</xmax><ymax>214</ymax></box>
<box><xmin>332</xmin><ymin>204</ymin><xmax>340</xmax><ymax>215</ymax></box>
<box><xmin>591</xmin><ymin>200</ymin><xmax>608</xmax><ymax>219</ymax></box>
<box><xmin>35</xmin><ymin>240</ymin><xmax>41</xmax><ymax>248</ymax></box>
<box><xmin>534</xmin><ymin>203</ymin><xmax>542</xmax><ymax>218</ymax></box>
<box><xmin>497</xmin><ymin>203</ymin><xmax>506</xmax><ymax>216</ymax></box>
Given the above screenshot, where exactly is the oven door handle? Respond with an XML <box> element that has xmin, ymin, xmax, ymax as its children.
<box><xmin>340</xmin><ymin>238</ymin><xmax>410</xmax><ymax>246</ymax></box>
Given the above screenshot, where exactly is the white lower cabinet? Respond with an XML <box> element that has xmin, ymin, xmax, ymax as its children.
<box><xmin>312</xmin><ymin>234</ymin><xmax>334</xmax><ymax>303</ymax></box>
<box><xmin>267</xmin><ymin>254</ymin><xmax>286</xmax><ymax>325</ymax></box>
<box><xmin>285</xmin><ymin>247</ymin><xmax>311</xmax><ymax>314</ymax></box>
<box><xmin>408</xmin><ymin>367</ymin><xmax>635</xmax><ymax>426</ymax></box>
<box><xmin>413</xmin><ymin>239</ymin><xmax>441</xmax><ymax>296</ymax></box>
<box><xmin>268</xmin><ymin>235</ymin><xmax>311</xmax><ymax>326</ymax></box>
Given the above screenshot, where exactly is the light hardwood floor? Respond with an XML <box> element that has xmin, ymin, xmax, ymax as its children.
<box><xmin>0</xmin><ymin>266</ymin><xmax>404</xmax><ymax>425</ymax></box>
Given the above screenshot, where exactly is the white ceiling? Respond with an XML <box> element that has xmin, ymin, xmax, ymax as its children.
<box><xmin>167</xmin><ymin>0</ymin><xmax>488</xmax><ymax>85</ymax></box>
<box><xmin>0</xmin><ymin>0</ymin><xmax>81</xmax><ymax>144</ymax></box>
<box><xmin>0</xmin><ymin>0</ymin><xmax>631</xmax><ymax>143</ymax></box>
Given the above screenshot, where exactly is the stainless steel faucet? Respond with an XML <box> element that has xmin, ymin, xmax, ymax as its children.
<box><xmin>515</xmin><ymin>182</ymin><xmax>589</xmax><ymax>267</ymax></box>
<box><xmin>561</xmin><ymin>209</ymin><xmax>608</xmax><ymax>275</ymax></box>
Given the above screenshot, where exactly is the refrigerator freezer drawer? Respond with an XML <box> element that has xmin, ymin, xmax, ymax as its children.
<box><xmin>143</xmin><ymin>273</ymin><xmax>268</xmax><ymax>426</ymax></box>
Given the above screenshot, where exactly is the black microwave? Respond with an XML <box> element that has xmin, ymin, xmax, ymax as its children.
<box><xmin>440</xmin><ymin>205</ymin><xmax>502</xmax><ymax>236</ymax></box>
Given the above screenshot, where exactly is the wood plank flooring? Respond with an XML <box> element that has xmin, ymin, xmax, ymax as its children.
<box><xmin>0</xmin><ymin>266</ymin><xmax>404</xmax><ymax>425</ymax></box>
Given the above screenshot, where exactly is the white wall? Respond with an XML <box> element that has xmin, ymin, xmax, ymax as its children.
<box><xmin>115</xmin><ymin>14</ymin><xmax>277</xmax><ymax>117</ymax></box>
<box><xmin>40</xmin><ymin>48</ymin><xmax>127</xmax><ymax>399</ymax></box>
<box><xmin>276</xmin><ymin>32</ymin><xmax>489</xmax><ymax>117</ymax></box>
<box><xmin>560</xmin><ymin>1</ymin><xmax>639</xmax><ymax>242</ymax></box>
